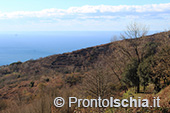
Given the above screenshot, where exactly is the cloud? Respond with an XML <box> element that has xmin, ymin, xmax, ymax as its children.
<box><xmin>0</xmin><ymin>3</ymin><xmax>169</xmax><ymax>20</ymax></box>
<box><xmin>0</xmin><ymin>3</ymin><xmax>169</xmax><ymax>31</ymax></box>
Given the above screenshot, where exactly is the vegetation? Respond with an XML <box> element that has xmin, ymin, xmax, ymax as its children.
<box><xmin>0</xmin><ymin>28</ymin><xmax>170</xmax><ymax>113</ymax></box>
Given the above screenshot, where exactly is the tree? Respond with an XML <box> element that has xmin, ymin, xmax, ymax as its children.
<box><xmin>137</xmin><ymin>41</ymin><xmax>170</xmax><ymax>93</ymax></box>
<box><xmin>122</xmin><ymin>59</ymin><xmax>140</xmax><ymax>93</ymax></box>
<box><xmin>120</xmin><ymin>22</ymin><xmax>149</xmax><ymax>63</ymax></box>
<box><xmin>122</xmin><ymin>22</ymin><xmax>149</xmax><ymax>39</ymax></box>
<box><xmin>152</xmin><ymin>46</ymin><xmax>170</xmax><ymax>89</ymax></box>
<box><xmin>82</xmin><ymin>62</ymin><xmax>112</xmax><ymax>99</ymax></box>
<box><xmin>137</xmin><ymin>42</ymin><xmax>158</xmax><ymax>93</ymax></box>
<box><xmin>101</xmin><ymin>53</ymin><xmax>122</xmax><ymax>85</ymax></box>
<box><xmin>137</xmin><ymin>56</ymin><xmax>155</xmax><ymax>93</ymax></box>
<box><xmin>120</xmin><ymin>22</ymin><xmax>149</xmax><ymax>93</ymax></box>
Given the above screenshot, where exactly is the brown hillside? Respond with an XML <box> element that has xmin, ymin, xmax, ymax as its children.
<box><xmin>0</xmin><ymin>31</ymin><xmax>170</xmax><ymax>100</ymax></box>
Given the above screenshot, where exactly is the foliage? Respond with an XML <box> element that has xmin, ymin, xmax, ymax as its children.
<box><xmin>138</xmin><ymin>56</ymin><xmax>155</xmax><ymax>92</ymax></box>
<box><xmin>122</xmin><ymin>41</ymin><xmax>159</xmax><ymax>93</ymax></box>
<box><xmin>122</xmin><ymin>59</ymin><xmax>139</xmax><ymax>89</ymax></box>
<box><xmin>65</xmin><ymin>73</ymin><xmax>82</xmax><ymax>87</ymax></box>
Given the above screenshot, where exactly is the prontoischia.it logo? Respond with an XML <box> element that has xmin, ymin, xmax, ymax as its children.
<box><xmin>54</xmin><ymin>97</ymin><xmax>160</xmax><ymax>108</ymax></box>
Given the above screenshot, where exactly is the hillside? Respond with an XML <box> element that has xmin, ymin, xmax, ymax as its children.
<box><xmin>1</xmin><ymin>31</ymin><xmax>170</xmax><ymax>74</ymax></box>
<box><xmin>0</xmin><ymin>31</ymin><xmax>170</xmax><ymax>113</ymax></box>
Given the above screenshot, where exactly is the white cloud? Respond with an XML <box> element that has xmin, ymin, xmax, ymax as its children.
<box><xmin>0</xmin><ymin>3</ymin><xmax>169</xmax><ymax>31</ymax></box>
<box><xmin>0</xmin><ymin>3</ymin><xmax>169</xmax><ymax>20</ymax></box>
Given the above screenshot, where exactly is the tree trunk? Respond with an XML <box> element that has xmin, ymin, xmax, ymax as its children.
<box><xmin>137</xmin><ymin>84</ymin><xmax>140</xmax><ymax>93</ymax></box>
<box><xmin>143</xmin><ymin>85</ymin><xmax>146</xmax><ymax>93</ymax></box>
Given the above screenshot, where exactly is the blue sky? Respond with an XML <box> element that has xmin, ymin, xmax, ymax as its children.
<box><xmin>0</xmin><ymin>0</ymin><xmax>169</xmax><ymax>31</ymax></box>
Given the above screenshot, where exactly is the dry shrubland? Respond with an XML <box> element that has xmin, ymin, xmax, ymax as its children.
<box><xmin>0</xmin><ymin>30</ymin><xmax>170</xmax><ymax>113</ymax></box>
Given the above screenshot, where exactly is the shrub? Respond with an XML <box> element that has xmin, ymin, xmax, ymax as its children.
<box><xmin>0</xmin><ymin>100</ymin><xmax>7</xmax><ymax>111</ymax></box>
<box><xmin>30</xmin><ymin>81</ymin><xmax>34</xmax><ymax>87</ymax></box>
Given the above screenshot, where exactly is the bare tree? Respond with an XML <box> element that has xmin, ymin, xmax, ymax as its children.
<box><xmin>100</xmin><ymin>53</ymin><xmax>123</xmax><ymax>85</ymax></box>
<box><xmin>120</xmin><ymin>22</ymin><xmax>149</xmax><ymax>61</ymax></box>
<box><xmin>82</xmin><ymin>62</ymin><xmax>113</xmax><ymax>99</ymax></box>
<box><xmin>110</xmin><ymin>35</ymin><xmax>118</xmax><ymax>42</ymax></box>
<box><xmin>121</xmin><ymin>22</ymin><xmax>149</xmax><ymax>39</ymax></box>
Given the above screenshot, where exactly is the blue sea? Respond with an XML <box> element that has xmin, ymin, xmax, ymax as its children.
<box><xmin>0</xmin><ymin>31</ymin><xmax>159</xmax><ymax>66</ymax></box>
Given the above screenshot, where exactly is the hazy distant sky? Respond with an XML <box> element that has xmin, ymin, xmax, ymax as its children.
<box><xmin>0</xmin><ymin>0</ymin><xmax>169</xmax><ymax>31</ymax></box>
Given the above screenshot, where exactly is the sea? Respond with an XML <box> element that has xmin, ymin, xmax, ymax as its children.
<box><xmin>0</xmin><ymin>31</ymin><xmax>159</xmax><ymax>66</ymax></box>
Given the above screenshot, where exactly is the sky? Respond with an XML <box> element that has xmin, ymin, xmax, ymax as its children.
<box><xmin>0</xmin><ymin>0</ymin><xmax>169</xmax><ymax>31</ymax></box>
